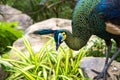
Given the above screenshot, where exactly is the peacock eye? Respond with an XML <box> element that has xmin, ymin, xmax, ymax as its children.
<box><xmin>61</xmin><ymin>32</ymin><xmax>65</xmax><ymax>36</ymax></box>
<box><xmin>62</xmin><ymin>32</ymin><xmax>66</xmax><ymax>35</ymax></box>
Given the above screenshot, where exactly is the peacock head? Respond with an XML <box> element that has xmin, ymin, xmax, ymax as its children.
<box><xmin>33</xmin><ymin>29</ymin><xmax>66</xmax><ymax>50</ymax></box>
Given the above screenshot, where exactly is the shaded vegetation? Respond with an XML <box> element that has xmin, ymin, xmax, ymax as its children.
<box><xmin>0</xmin><ymin>0</ymin><xmax>77</xmax><ymax>22</ymax></box>
<box><xmin>0</xmin><ymin>22</ymin><xmax>23</xmax><ymax>54</ymax></box>
<box><xmin>86</xmin><ymin>36</ymin><xmax>120</xmax><ymax>61</ymax></box>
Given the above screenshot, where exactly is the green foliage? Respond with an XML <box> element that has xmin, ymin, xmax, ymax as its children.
<box><xmin>0</xmin><ymin>37</ymin><xmax>89</xmax><ymax>80</ymax></box>
<box><xmin>86</xmin><ymin>37</ymin><xmax>106</xmax><ymax>57</ymax></box>
<box><xmin>86</xmin><ymin>36</ymin><xmax>120</xmax><ymax>62</ymax></box>
<box><xmin>0</xmin><ymin>22</ymin><xmax>23</xmax><ymax>54</ymax></box>
<box><xmin>0</xmin><ymin>0</ymin><xmax>76</xmax><ymax>22</ymax></box>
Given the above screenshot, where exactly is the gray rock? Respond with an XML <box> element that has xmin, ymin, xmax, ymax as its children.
<box><xmin>80</xmin><ymin>57</ymin><xmax>120</xmax><ymax>80</ymax></box>
<box><xmin>10</xmin><ymin>18</ymin><xmax>72</xmax><ymax>58</ymax></box>
<box><xmin>0</xmin><ymin>15</ymin><xmax>4</xmax><ymax>21</ymax></box>
<box><xmin>24</xmin><ymin>18</ymin><xmax>72</xmax><ymax>34</ymax></box>
<box><xmin>0</xmin><ymin>5</ymin><xmax>33</xmax><ymax>30</ymax></box>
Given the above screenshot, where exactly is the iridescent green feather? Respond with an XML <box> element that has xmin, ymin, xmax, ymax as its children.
<box><xmin>72</xmin><ymin>0</ymin><xmax>115</xmax><ymax>40</ymax></box>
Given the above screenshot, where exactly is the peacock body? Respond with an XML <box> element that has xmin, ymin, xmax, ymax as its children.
<box><xmin>72</xmin><ymin>0</ymin><xmax>119</xmax><ymax>39</ymax></box>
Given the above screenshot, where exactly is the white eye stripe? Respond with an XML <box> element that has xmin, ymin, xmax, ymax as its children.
<box><xmin>58</xmin><ymin>33</ymin><xmax>63</xmax><ymax>43</ymax></box>
<box><xmin>59</xmin><ymin>33</ymin><xmax>64</xmax><ymax>41</ymax></box>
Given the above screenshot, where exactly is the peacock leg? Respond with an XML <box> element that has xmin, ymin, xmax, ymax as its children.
<box><xmin>95</xmin><ymin>48</ymin><xmax>120</xmax><ymax>80</ymax></box>
<box><xmin>93</xmin><ymin>40</ymin><xmax>112</xmax><ymax>80</ymax></box>
<box><xmin>103</xmin><ymin>48</ymin><xmax>120</xmax><ymax>80</ymax></box>
<box><xmin>103</xmin><ymin>40</ymin><xmax>112</xmax><ymax>80</ymax></box>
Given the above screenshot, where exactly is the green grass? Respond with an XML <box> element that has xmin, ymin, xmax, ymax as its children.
<box><xmin>0</xmin><ymin>37</ymin><xmax>89</xmax><ymax>80</ymax></box>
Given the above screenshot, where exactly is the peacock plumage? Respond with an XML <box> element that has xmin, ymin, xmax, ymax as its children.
<box><xmin>33</xmin><ymin>0</ymin><xmax>120</xmax><ymax>80</ymax></box>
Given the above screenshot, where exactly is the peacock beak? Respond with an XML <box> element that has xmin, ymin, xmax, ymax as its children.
<box><xmin>56</xmin><ymin>43</ymin><xmax>60</xmax><ymax>51</ymax></box>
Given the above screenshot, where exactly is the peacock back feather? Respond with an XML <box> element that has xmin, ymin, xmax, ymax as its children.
<box><xmin>72</xmin><ymin>0</ymin><xmax>118</xmax><ymax>40</ymax></box>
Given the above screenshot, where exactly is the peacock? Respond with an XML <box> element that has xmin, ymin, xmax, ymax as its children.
<box><xmin>33</xmin><ymin>0</ymin><xmax>120</xmax><ymax>80</ymax></box>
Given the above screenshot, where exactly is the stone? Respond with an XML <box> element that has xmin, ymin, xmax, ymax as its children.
<box><xmin>0</xmin><ymin>5</ymin><xmax>33</xmax><ymax>30</ymax></box>
<box><xmin>10</xmin><ymin>18</ymin><xmax>72</xmax><ymax>55</ymax></box>
<box><xmin>80</xmin><ymin>57</ymin><xmax>120</xmax><ymax>80</ymax></box>
<box><xmin>24</xmin><ymin>18</ymin><xmax>72</xmax><ymax>34</ymax></box>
